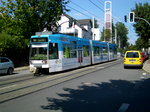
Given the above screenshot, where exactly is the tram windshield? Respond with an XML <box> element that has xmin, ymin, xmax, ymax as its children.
<box><xmin>30</xmin><ymin>47</ymin><xmax>48</xmax><ymax>60</ymax></box>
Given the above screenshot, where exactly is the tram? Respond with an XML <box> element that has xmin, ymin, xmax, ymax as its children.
<box><xmin>29</xmin><ymin>32</ymin><xmax>117</xmax><ymax>74</ymax></box>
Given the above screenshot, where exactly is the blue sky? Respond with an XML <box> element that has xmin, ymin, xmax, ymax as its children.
<box><xmin>66</xmin><ymin>0</ymin><xmax>150</xmax><ymax>44</ymax></box>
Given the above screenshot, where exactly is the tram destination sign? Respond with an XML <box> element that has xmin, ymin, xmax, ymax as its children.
<box><xmin>31</xmin><ymin>38</ymin><xmax>48</xmax><ymax>42</ymax></box>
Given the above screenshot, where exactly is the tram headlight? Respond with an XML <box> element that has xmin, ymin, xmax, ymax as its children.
<box><xmin>42</xmin><ymin>60</ymin><xmax>47</xmax><ymax>64</ymax></box>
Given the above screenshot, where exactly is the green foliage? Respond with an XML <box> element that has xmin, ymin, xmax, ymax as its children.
<box><xmin>0</xmin><ymin>0</ymin><xmax>69</xmax><ymax>38</ymax></box>
<box><xmin>100</xmin><ymin>21</ymin><xmax>115</xmax><ymax>42</ymax></box>
<box><xmin>0</xmin><ymin>32</ymin><xmax>27</xmax><ymax>55</ymax></box>
<box><xmin>0</xmin><ymin>0</ymin><xmax>69</xmax><ymax>66</ymax></box>
<box><xmin>0</xmin><ymin>31</ymin><xmax>29</xmax><ymax>66</ymax></box>
<box><xmin>115</xmin><ymin>22</ymin><xmax>128</xmax><ymax>49</ymax></box>
<box><xmin>135</xmin><ymin>37</ymin><xmax>148</xmax><ymax>50</ymax></box>
<box><xmin>91</xmin><ymin>19</ymin><xmax>99</xmax><ymax>28</ymax></box>
<box><xmin>100</xmin><ymin>28</ymin><xmax>111</xmax><ymax>42</ymax></box>
<box><xmin>132</xmin><ymin>2</ymin><xmax>150</xmax><ymax>48</ymax></box>
<box><xmin>112</xmin><ymin>21</ymin><xmax>115</xmax><ymax>41</ymax></box>
<box><xmin>125</xmin><ymin>44</ymin><xmax>137</xmax><ymax>51</ymax></box>
<box><xmin>100</xmin><ymin>28</ymin><xmax>105</xmax><ymax>41</ymax></box>
<box><xmin>105</xmin><ymin>29</ymin><xmax>111</xmax><ymax>42</ymax></box>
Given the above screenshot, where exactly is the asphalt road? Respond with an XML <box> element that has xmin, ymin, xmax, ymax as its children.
<box><xmin>0</xmin><ymin>60</ymin><xmax>150</xmax><ymax>112</ymax></box>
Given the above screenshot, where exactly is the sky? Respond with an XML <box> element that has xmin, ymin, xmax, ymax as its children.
<box><xmin>66</xmin><ymin>0</ymin><xmax>150</xmax><ymax>44</ymax></box>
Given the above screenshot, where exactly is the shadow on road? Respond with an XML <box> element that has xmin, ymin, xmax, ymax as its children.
<box><xmin>41</xmin><ymin>79</ymin><xmax>150</xmax><ymax>112</ymax></box>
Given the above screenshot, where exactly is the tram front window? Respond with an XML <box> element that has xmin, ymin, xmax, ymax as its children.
<box><xmin>49</xmin><ymin>43</ymin><xmax>58</xmax><ymax>59</ymax></box>
<box><xmin>31</xmin><ymin>47</ymin><xmax>48</xmax><ymax>60</ymax></box>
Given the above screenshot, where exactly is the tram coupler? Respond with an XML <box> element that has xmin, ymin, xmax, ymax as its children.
<box><xmin>34</xmin><ymin>68</ymin><xmax>42</xmax><ymax>76</ymax></box>
<box><xmin>30</xmin><ymin>67</ymin><xmax>41</xmax><ymax>76</ymax></box>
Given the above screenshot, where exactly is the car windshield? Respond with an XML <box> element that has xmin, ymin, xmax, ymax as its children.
<box><xmin>126</xmin><ymin>52</ymin><xmax>139</xmax><ymax>58</ymax></box>
<box><xmin>30</xmin><ymin>47</ymin><xmax>48</xmax><ymax>60</ymax></box>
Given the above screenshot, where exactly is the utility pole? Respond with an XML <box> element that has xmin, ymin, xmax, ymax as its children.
<box><xmin>119</xmin><ymin>36</ymin><xmax>121</xmax><ymax>48</ymax></box>
<box><xmin>115</xmin><ymin>28</ymin><xmax>117</xmax><ymax>44</ymax></box>
<box><xmin>92</xmin><ymin>16</ymin><xmax>95</xmax><ymax>40</ymax></box>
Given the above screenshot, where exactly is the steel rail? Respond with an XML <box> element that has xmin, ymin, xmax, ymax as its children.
<box><xmin>0</xmin><ymin>59</ymin><xmax>122</xmax><ymax>103</ymax></box>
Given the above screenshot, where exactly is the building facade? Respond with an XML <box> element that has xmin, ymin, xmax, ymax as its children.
<box><xmin>58</xmin><ymin>13</ymin><xmax>100</xmax><ymax>40</ymax></box>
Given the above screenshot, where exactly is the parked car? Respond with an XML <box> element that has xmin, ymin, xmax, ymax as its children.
<box><xmin>124</xmin><ymin>50</ymin><xmax>143</xmax><ymax>68</ymax></box>
<box><xmin>140</xmin><ymin>52</ymin><xmax>148</xmax><ymax>62</ymax></box>
<box><xmin>0</xmin><ymin>57</ymin><xmax>14</xmax><ymax>75</ymax></box>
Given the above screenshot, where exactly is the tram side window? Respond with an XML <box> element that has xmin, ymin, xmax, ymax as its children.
<box><xmin>63</xmin><ymin>44</ymin><xmax>70</xmax><ymax>58</ymax></box>
<box><xmin>109</xmin><ymin>48</ymin><xmax>113</xmax><ymax>57</ymax></box>
<box><xmin>70</xmin><ymin>41</ymin><xmax>77</xmax><ymax>58</ymax></box>
<box><xmin>83</xmin><ymin>45</ymin><xmax>90</xmax><ymax>57</ymax></box>
<box><xmin>110</xmin><ymin>48</ymin><xmax>113</xmax><ymax>54</ymax></box>
<box><xmin>49</xmin><ymin>43</ymin><xmax>59</xmax><ymax>59</ymax></box>
<box><xmin>114</xmin><ymin>47</ymin><xmax>117</xmax><ymax>55</ymax></box>
<box><xmin>102</xmin><ymin>47</ymin><xmax>108</xmax><ymax>56</ymax></box>
<box><xmin>94</xmin><ymin>46</ymin><xmax>100</xmax><ymax>56</ymax></box>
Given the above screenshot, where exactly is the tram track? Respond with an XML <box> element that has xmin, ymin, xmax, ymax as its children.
<box><xmin>0</xmin><ymin>59</ymin><xmax>122</xmax><ymax>103</ymax></box>
<box><xmin>0</xmin><ymin>59</ymin><xmax>122</xmax><ymax>86</ymax></box>
<box><xmin>0</xmin><ymin>75</ymin><xmax>35</xmax><ymax>87</ymax></box>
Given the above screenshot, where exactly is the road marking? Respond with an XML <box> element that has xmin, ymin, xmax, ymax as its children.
<box><xmin>0</xmin><ymin>85</ymin><xmax>17</xmax><ymax>90</ymax></box>
<box><xmin>118</xmin><ymin>103</ymin><xmax>130</xmax><ymax>112</ymax></box>
<box><xmin>81</xmin><ymin>82</ymin><xmax>98</xmax><ymax>87</ymax></box>
<box><xmin>82</xmin><ymin>82</ymin><xmax>92</xmax><ymax>85</ymax></box>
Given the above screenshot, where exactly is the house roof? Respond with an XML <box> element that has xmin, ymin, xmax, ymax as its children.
<box><xmin>77</xmin><ymin>19</ymin><xmax>92</xmax><ymax>26</ymax></box>
<box><xmin>63</xmin><ymin>13</ymin><xmax>74</xmax><ymax>20</ymax></box>
<box><xmin>62</xmin><ymin>13</ymin><xmax>92</xmax><ymax>32</ymax></box>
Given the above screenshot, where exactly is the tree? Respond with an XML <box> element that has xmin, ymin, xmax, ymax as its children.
<box><xmin>0</xmin><ymin>0</ymin><xmax>69</xmax><ymax>66</ymax></box>
<box><xmin>132</xmin><ymin>2</ymin><xmax>150</xmax><ymax>48</ymax></box>
<box><xmin>100</xmin><ymin>27</ymin><xmax>105</xmax><ymax>41</ymax></box>
<box><xmin>0</xmin><ymin>0</ymin><xmax>69</xmax><ymax>39</ymax></box>
<box><xmin>135</xmin><ymin>37</ymin><xmax>147</xmax><ymax>50</ymax></box>
<box><xmin>115</xmin><ymin>22</ymin><xmax>128</xmax><ymax>49</ymax></box>
<box><xmin>105</xmin><ymin>29</ymin><xmax>111</xmax><ymax>42</ymax></box>
<box><xmin>112</xmin><ymin>21</ymin><xmax>115</xmax><ymax>43</ymax></box>
<box><xmin>0</xmin><ymin>31</ymin><xmax>29</xmax><ymax>66</ymax></box>
<box><xmin>100</xmin><ymin>28</ymin><xmax>111</xmax><ymax>42</ymax></box>
<box><xmin>91</xmin><ymin>19</ymin><xmax>99</xmax><ymax>28</ymax></box>
<box><xmin>100</xmin><ymin>21</ymin><xmax>115</xmax><ymax>42</ymax></box>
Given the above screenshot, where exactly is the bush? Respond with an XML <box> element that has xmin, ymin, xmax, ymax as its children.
<box><xmin>0</xmin><ymin>31</ymin><xmax>29</xmax><ymax>67</ymax></box>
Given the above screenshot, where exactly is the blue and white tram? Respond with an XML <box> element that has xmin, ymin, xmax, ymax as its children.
<box><xmin>29</xmin><ymin>33</ymin><xmax>117</xmax><ymax>74</ymax></box>
<box><xmin>108</xmin><ymin>43</ymin><xmax>117</xmax><ymax>60</ymax></box>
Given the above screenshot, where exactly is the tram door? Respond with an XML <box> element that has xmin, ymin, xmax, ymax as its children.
<box><xmin>78</xmin><ymin>49</ymin><xmax>83</xmax><ymax>66</ymax></box>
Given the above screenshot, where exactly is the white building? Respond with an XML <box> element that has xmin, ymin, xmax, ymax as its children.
<box><xmin>92</xmin><ymin>28</ymin><xmax>101</xmax><ymax>41</ymax></box>
<box><xmin>58</xmin><ymin>13</ymin><xmax>100</xmax><ymax>40</ymax></box>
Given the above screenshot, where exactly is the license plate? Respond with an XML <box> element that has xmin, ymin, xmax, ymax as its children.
<box><xmin>129</xmin><ymin>59</ymin><xmax>135</xmax><ymax>62</ymax></box>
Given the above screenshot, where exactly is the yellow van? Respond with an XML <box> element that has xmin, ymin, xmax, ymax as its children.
<box><xmin>124</xmin><ymin>50</ymin><xmax>143</xmax><ymax>68</ymax></box>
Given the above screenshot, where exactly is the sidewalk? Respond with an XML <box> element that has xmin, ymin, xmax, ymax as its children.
<box><xmin>14</xmin><ymin>66</ymin><xmax>29</xmax><ymax>72</ymax></box>
<box><xmin>143</xmin><ymin>59</ymin><xmax>150</xmax><ymax>73</ymax></box>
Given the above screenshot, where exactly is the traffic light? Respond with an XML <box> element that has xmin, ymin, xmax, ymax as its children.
<box><xmin>129</xmin><ymin>12</ymin><xmax>135</xmax><ymax>23</ymax></box>
<box><xmin>124</xmin><ymin>15</ymin><xmax>127</xmax><ymax>22</ymax></box>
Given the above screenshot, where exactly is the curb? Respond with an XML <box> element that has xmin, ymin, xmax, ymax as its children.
<box><xmin>143</xmin><ymin>59</ymin><xmax>150</xmax><ymax>74</ymax></box>
<box><xmin>14</xmin><ymin>66</ymin><xmax>29</xmax><ymax>72</ymax></box>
